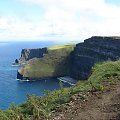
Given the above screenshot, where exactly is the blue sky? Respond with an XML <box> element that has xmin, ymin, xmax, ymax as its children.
<box><xmin>0</xmin><ymin>0</ymin><xmax>120</xmax><ymax>41</ymax></box>
<box><xmin>0</xmin><ymin>0</ymin><xmax>44</xmax><ymax>22</ymax></box>
<box><xmin>106</xmin><ymin>0</ymin><xmax>120</xmax><ymax>6</ymax></box>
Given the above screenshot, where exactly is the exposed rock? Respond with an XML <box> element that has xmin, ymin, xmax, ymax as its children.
<box><xmin>71</xmin><ymin>36</ymin><xmax>120</xmax><ymax>80</ymax></box>
<box><xmin>12</xmin><ymin>59</ymin><xmax>19</xmax><ymax>65</ymax></box>
<box><xmin>15</xmin><ymin>59</ymin><xmax>19</xmax><ymax>64</ymax></box>
<box><xmin>17</xmin><ymin>70</ymin><xmax>23</xmax><ymax>80</ymax></box>
<box><xmin>19</xmin><ymin>48</ymin><xmax>48</xmax><ymax>63</ymax></box>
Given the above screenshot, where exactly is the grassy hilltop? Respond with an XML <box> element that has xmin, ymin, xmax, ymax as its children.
<box><xmin>19</xmin><ymin>43</ymin><xmax>76</xmax><ymax>79</ymax></box>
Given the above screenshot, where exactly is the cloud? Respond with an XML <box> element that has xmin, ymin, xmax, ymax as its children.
<box><xmin>0</xmin><ymin>0</ymin><xmax>120</xmax><ymax>41</ymax></box>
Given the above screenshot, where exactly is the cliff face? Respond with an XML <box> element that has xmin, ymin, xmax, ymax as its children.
<box><xmin>17</xmin><ymin>37</ymin><xmax>120</xmax><ymax>81</ymax></box>
<box><xmin>17</xmin><ymin>44</ymin><xmax>75</xmax><ymax>80</ymax></box>
<box><xmin>19</xmin><ymin>48</ymin><xmax>47</xmax><ymax>63</ymax></box>
<box><xmin>71</xmin><ymin>36</ymin><xmax>120</xmax><ymax>80</ymax></box>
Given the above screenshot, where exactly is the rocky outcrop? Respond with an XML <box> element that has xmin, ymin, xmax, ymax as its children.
<box><xmin>17</xmin><ymin>70</ymin><xmax>23</xmax><ymax>80</ymax></box>
<box><xmin>19</xmin><ymin>48</ymin><xmax>48</xmax><ymax>63</ymax></box>
<box><xmin>15</xmin><ymin>59</ymin><xmax>19</xmax><ymax>64</ymax></box>
<box><xmin>71</xmin><ymin>36</ymin><xmax>120</xmax><ymax>80</ymax></box>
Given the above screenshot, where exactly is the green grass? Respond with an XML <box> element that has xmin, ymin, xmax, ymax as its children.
<box><xmin>48</xmin><ymin>43</ymin><xmax>76</xmax><ymax>50</ymax></box>
<box><xmin>20</xmin><ymin>43</ymin><xmax>76</xmax><ymax>79</ymax></box>
<box><xmin>109</xmin><ymin>36</ymin><xmax>120</xmax><ymax>39</ymax></box>
<box><xmin>88</xmin><ymin>60</ymin><xmax>120</xmax><ymax>90</ymax></box>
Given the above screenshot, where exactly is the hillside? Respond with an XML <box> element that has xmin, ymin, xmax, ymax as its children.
<box><xmin>17</xmin><ymin>43</ymin><xmax>76</xmax><ymax>80</ymax></box>
<box><xmin>51</xmin><ymin>60</ymin><xmax>120</xmax><ymax>120</ymax></box>
<box><xmin>0</xmin><ymin>59</ymin><xmax>120</xmax><ymax>119</ymax></box>
<box><xmin>52</xmin><ymin>79</ymin><xmax>120</xmax><ymax>120</ymax></box>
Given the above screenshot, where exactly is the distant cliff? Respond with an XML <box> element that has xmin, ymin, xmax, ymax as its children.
<box><xmin>71</xmin><ymin>36</ymin><xmax>120</xmax><ymax>80</ymax></box>
<box><xmin>17</xmin><ymin>44</ymin><xmax>75</xmax><ymax>80</ymax></box>
<box><xmin>19</xmin><ymin>48</ymin><xmax>47</xmax><ymax>63</ymax></box>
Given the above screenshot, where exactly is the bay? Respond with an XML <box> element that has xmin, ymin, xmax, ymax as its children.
<box><xmin>0</xmin><ymin>41</ymin><xmax>70</xmax><ymax>109</ymax></box>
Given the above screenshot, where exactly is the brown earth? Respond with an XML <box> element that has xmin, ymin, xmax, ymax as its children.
<box><xmin>51</xmin><ymin>80</ymin><xmax>120</xmax><ymax>120</ymax></box>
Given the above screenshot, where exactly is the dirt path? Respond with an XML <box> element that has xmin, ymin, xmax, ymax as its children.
<box><xmin>75</xmin><ymin>81</ymin><xmax>120</xmax><ymax>120</ymax></box>
<box><xmin>51</xmin><ymin>80</ymin><xmax>120</xmax><ymax>120</ymax></box>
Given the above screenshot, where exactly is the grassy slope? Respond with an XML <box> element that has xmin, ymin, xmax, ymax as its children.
<box><xmin>88</xmin><ymin>60</ymin><xmax>120</xmax><ymax>89</ymax></box>
<box><xmin>76</xmin><ymin>60</ymin><xmax>120</xmax><ymax>91</ymax></box>
<box><xmin>1</xmin><ymin>60</ymin><xmax>120</xmax><ymax>119</ymax></box>
<box><xmin>20</xmin><ymin>43</ymin><xmax>76</xmax><ymax>79</ymax></box>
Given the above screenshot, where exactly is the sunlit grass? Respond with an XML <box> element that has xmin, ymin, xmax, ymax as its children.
<box><xmin>48</xmin><ymin>43</ymin><xmax>76</xmax><ymax>50</ymax></box>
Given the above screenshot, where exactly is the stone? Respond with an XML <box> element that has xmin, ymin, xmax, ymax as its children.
<box><xmin>15</xmin><ymin>59</ymin><xmax>19</xmax><ymax>64</ymax></box>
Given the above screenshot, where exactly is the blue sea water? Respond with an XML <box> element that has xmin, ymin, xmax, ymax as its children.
<box><xmin>0</xmin><ymin>41</ymin><xmax>70</xmax><ymax>109</ymax></box>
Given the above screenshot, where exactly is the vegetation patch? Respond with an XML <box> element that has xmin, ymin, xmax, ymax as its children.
<box><xmin>88</xmin><ymin>60</ymin><xmax>120</xmax><ymax>91</ymax></box>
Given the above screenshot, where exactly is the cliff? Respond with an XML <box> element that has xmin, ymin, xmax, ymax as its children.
<box><xmin>17</xmin><ymin>36</ymin><xmax>120</xmax><ymax>81</ymax></box>
<box><xmin>17</xmin><ymin>44</ymin><xmax>75</xmax><ymax>80</ymax></box>
<box><xmin>71</xmin><ymin>36</ymin><xmax>120</xmax><ymax>80</ymax></box>
<box><xmin>19</xmin><ymin>48</ymin><xmax>47</xmax><ymax>63</ymax></box>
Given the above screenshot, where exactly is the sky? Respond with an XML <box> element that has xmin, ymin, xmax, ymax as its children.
<box><xmin>0</xmin><ymin>0</ymin><xmax>120</xmax><ymax>42</ymax></box>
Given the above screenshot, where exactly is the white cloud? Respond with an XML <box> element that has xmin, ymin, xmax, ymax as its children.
<box><xmin>0</xmin><ymin>0</ymin><xmax>120</xmax><ymax>41</ymax></box>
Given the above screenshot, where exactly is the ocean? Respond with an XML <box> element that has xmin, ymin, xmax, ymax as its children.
<box><xmin>0</xmin><ymin>41</ymin><xmax>70</xmax><ymax>109</ymax></box>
